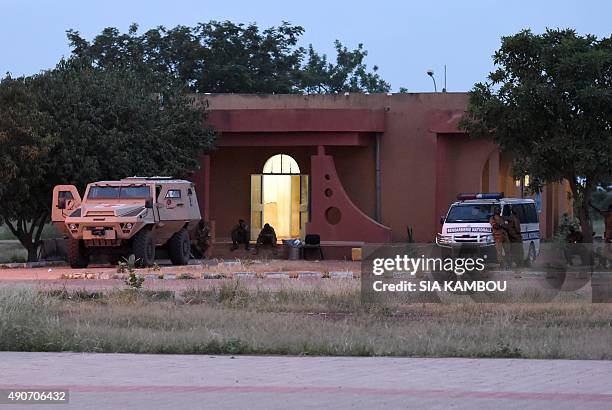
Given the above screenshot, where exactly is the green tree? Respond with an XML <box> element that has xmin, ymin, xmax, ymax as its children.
<box><xmin>298</xmin><ymin>41</ymin><xmax>390</xmax><ymax>93</ymax></box>
<box><xmin>461</xmin><ymin>29</ymin><xmax>612</xmax><ymax>240</ymax></box>
<box><xmin>0</xmin><ymin>77</ymin><xmax>54</xmax><ymax>261</ymax></box>
<box><xmin>195</xmin><ymin>21</ymin><xmax>304</xmax><ymax>93</ymax></box>
<box><xmin>0</xmin><ymin>59</ymin><xmax>215</xmax><ymax>260</ymax></box>
<box><xmin>66</xmin><ymin>21</ymin><xmax>389</xmax><ymax>94</ymax></box>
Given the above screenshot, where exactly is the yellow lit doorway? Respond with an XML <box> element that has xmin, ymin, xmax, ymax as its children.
<box><xmin>251</xmin><ymin>154</ymin><xmax>308</xmax><ymax>241</ymax></box>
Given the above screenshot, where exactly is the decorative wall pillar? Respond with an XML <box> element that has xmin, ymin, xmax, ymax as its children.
<box><xmin>306</xmin><ymin>153</ymin><xmax>391</xmax><ymax>243</ymax></box>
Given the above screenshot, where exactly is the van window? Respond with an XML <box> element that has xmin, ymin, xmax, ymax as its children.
<box><xmin>508</xmin><ymin>204</ymin><xmax>526</xmax><ymax>223</ymax></box>
<box><xmin>502</xmin><ymin>205</ymin><xmax>512</xmax><ymax>217</ymax></box>
<box><xmin>517</xmin><ymin>204</ymin><xmax>528</xmax><ymax>223</ymax></box>
<box><xmin>524</xmin><ymin>203</ymin><xmax>538</xmax><ymax>223</ymax></box>
<box><xmin>508</xmin><ymin>203</ymin><xmax>538</xmax><ymax>224</ymax></box>
<box><xmin>446</xmin><ymin>204</ymin><xmax>494</xmax><ymax>223</ymax></box>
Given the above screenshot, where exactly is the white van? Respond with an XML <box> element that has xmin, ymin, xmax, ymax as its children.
<box><xmin>436</xmin><ymin>193</ymin><xmax>540</xmax><ymax>264</ymax></box>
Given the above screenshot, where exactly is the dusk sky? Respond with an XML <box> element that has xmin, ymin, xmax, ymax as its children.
<box><xmin>1</xmin><ymin>0</ymin><xmax>609</xmax><ymax>92</ymax></box>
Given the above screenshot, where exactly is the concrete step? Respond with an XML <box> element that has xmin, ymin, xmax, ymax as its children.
<box><xmin>210</xmin><ymin>243</ymin><xmax>283</xmax><ymax>260</ymax></box>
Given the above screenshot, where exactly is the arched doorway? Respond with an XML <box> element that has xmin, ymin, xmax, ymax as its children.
<box><xmin>251</xmin><ymin>154</ymin><xmax>309</xmax><ymax>240</ymax></box>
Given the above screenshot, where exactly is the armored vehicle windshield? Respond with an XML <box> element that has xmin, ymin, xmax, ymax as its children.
<box><xmin>87</xmin><ymin>186</ymin><xmax>151</xmax><ymax>199</ymax></box>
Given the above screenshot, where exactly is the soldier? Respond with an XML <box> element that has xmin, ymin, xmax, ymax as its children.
<box><xmin>590</xmin><ymin>204</ymin><xmax>612</xmax><ymax>242</ymax></box>
<box><xmin>489</xmin><ymin>206</ymin><xmax>510</xmax><ymax>269</ymax></box>
<box><xmin>590</xmin><ymin>204</ymin><xmax>611</xmax><ymax>267</ymax></box>
<box><xmin>231</xmin><ymin>219</ymin><xmax>250</xmax><ymax>251</ymax></box>
<box><xmin>565</xmin><ymin>226</ymin><xmax>585</xmax><ymax>265</ymax></box>
<box><xmin>565</xmin><ymin>225</ymin><xmax>584</xmax><ymax>244</ymax></box>
<box><xmin>506</xmin><ymin>208</ymin><xmax>524</xmax><ymax>267</ymax></box>
<box><xmin>256</xmin><ymin>223</ymin><xmax>277</xmax><ymax>248</ymax></box>
<box><xmin>192</xmin><ymin>220</ymin><xmax>211</xmax><ymax>259</ymax></box>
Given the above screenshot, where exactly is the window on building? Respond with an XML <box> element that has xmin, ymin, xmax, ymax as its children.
<box><xmin>262</xmin><ymin>154</ymin><xmax>300</xmax><ymax>174</ymax></box>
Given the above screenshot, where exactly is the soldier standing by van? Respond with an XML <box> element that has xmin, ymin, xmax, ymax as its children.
<box><xmin>489</xmin><ymin>207</ymin><xmax>510</xmax><ymax>269</ymax></box>
<box><xmin>591</xmin><ymin>204</ymin><xmax>612</xmax><ymax>267</ymax></box>
<box><xmin>507</xmin><ymin>209</ymin><xmax>524</xmax><ymax>267</ymax></box>
<box><xmin>590</xmin><ymin>204</ymin><xmax>612</xmax><ymax>242</ymax></box>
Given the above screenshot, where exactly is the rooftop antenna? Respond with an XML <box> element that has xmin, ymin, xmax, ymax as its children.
<box><xmin>443</xmin><ymin>65</ymin><xmax>447</xmax><ymax>92</ymax></box>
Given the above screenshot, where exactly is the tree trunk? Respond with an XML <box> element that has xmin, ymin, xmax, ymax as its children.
<box><xmin>14</xmin><ymin>233</ymin><xmax>39</xmax><ymax>263</ymax></box>
<box><xmin>25</xmin><ymin>243</ymin><xmax>40</xmax><ymax>263</ymax></box>
<box><xmin>4</xmin><ymin>213</ymin><xmax>48</xmax><ymax>262</ymax></box>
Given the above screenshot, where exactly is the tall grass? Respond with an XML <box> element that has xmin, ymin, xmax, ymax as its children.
<box><xmin>1</xmin><ymin>286</ymin><xmax>611</xmax><ymax>359</ymax></box>
<box><xmin>0</xmin><ymin>242</ymin><xmax>28</xmax><ymax>263</ymax></box>
<box><xmin>0</xmin><ymin>224</ymin><xmax>62</xmax><ymax>241</ymax></box>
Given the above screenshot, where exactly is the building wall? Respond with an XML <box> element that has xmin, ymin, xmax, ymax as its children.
<box><xmin>200</xmin><ymin>93</ymin><xmax>570</xmax><ymax>244</ymax></box>
<box><xmin>205</xmin><ymin>144</ymin><xmax>378</xmax><ymax>240</ymax></box>
<box><xmin>435</xmin><ymin>134</ymin><xmax>498</xmax><ymax>232</ymax></box>
<box><xmin>208</xmin><ymin>146</ymin><xmax>314</xmax><ymax>240</ymax></box>
<box><xmin>327</xmin><ymin>144</ymin><xmax>376</xmax><ymax>219</ymax></box>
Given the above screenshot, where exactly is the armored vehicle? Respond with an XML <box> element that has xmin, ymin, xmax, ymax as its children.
<box><xmin>52</xmin><ymin>177</ymin><xmax>203</xmax><ymax>268</ymax></box>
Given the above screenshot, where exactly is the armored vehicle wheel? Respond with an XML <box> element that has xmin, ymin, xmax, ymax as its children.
<box><xmin>107</xmin><ymin>255</ymin><xmax>123</xmax><ymax>266</ymax></box>
<box><xmin>133</xmin><ymin>229</ymin><xmax>155</xmax><ymax>267</ymax></box>
<box><xmin>168</xmin><ymin>228</ymin><xmax>190</xmax><ymax>265</ymax></box>
<box><xmin>67</xmin><ymin>239</ymin><xmax>89</xmax><ymax>269</ymax></box>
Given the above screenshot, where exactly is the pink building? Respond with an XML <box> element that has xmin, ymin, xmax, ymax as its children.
<box><xmin>191</xmin><ymin>93</ymin><xmax>570</xmax><ymax>258</ymax></box>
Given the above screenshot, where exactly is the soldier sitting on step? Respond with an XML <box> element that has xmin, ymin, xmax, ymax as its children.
<box><xmin>256</xmin><ymin>223</ymin><xmax>277</xmax><ymax>254</ymax></box>
<box><xmin>231</xmin><ymin>219</ymin><xmax>250</xmax><ymax>251</ymax></box>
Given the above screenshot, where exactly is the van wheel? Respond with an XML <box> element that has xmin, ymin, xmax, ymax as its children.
<box><xmin>525</xmin><ymin>242</ymin><xmax>537</xmax><ymax>267</ymax></box>
<box><xmin>168</xmin><ymin>229</ymin><xmax>190</xmax><ymax>265</ymax></box>
<box><xmin>67</xmin><ymin>239</ymin><xmax>89</xmax><ymax>269</ymax></box>
<box><xmin>133</xmin><ymin>229</ymin><xmax>155</xmax><ymax>267</ymax></box>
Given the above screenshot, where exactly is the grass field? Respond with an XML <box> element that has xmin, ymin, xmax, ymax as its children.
<box><xmin>1</xmin><ymin>284</ymin><xmax>611</xmax><ymax>359</ymax></box>
<box><xmin>0</xmin><ymin>241</ymin><xmax>28</xmax><ymax>263</ymax></box>
<box><xmin>0</xmin><ymin>224</ymin><xmax>62</xmax><ymax>241</ymax></box>
<box><xmin>0</xmin><ymin>224</ymin><xmax>63</xmax><ymax>262</ymax></box>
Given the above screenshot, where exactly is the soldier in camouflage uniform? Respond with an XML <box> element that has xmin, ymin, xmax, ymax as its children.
<box><xmin>506</xmin><ymin>209</ymin><xmax>524</xmax><ymax>267</ymax></box>
<box><xmin>489</xmin><ymin>206</ymin><xmax>509</xmax><ymax>269</ymax></box>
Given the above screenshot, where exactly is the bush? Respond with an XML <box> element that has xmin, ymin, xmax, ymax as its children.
<box><xmin>122</xmin><ymin>255</ymin><xmax>144</xmax><ymax>290</ymax></box>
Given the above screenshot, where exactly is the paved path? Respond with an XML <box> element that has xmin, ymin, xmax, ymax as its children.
<box><xmin>0</xmin><ymin>352</ymin><xmax>611</xmax><ymax>409</ymax></box>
